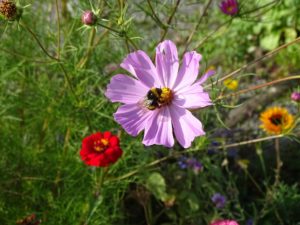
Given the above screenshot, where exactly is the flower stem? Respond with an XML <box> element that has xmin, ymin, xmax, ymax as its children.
<box><xmin>159</xmin><ymin>0</ymin><xmax>181</xmax><ymax>43</ymax></box>
<box><xmin>193</xmin><ymin>19</ymin><xmax>232</xmax><ymax>50</ymax></box>
<box><xmin>55</xmin><ymin>0</ymin><xmax>61</xmax><ymax>59</ymax></box>
<box><xmin>274</xmin><ymin>138</ymin><xmax>282</xmax><ymax>186</ymax></box>
<box><xmin>20</xmin><ymin>21</ymin><xmax>93</xmax><ymax>131</ymax></box>
<box><xmin>95</xmin><ymin>167</ymin><xmax>108</xmax><ymax>197</ymax></box>
<box><xmin>19</xmin><ymin>21</ymin><xmax>58</xmax><ymax>61</ymax></box>
<box><xmin>146</xmin><ymin>0</ymin><xmax>166</xmax><ymax>29</ymax></box>
<box><xmin>216</xmin><ymin>75</ymin><xmax>300</xmax><ymax>100</ymax></box>
<box><xmin>214</xmin><ymin>134</ymin><xmax>284</xmax><ymax>150</ymax></box>
<box><xmin>205</xmin><ymin>37</ymin><xmax>300</xmax><ymax>89</ymax></box>
<box><xmin>97</xmin><ymin>22</ymin><xmax>120</xmax><ymax>34</ymax></box>
<box><xmin>77</xmin><ymin>27</ymin><xmax>96</xmax><ymax>69</ymax></box>
<box><xmin>183</xmin><ymin>0</ymin><xmax>213</xmax><ymax>53</ymax></box>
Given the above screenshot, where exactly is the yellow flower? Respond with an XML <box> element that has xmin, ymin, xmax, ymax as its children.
<box><xmin>260</xmin><ymin>107</ymin><xmax>294</xmax><ymax>135</ymax></box>
<box><xmin>223</xmin><ymin>78</ymin><xmax>238</xmax><ymax>90</ymax></box>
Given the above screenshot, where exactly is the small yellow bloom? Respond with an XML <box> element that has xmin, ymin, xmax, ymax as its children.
<box><xmin>223</xmin><ymin>78</ymin><xmax>238</xmax><ymax>90</ymax></box>
<box><xmin>260</xmin><ymin>107</ymin><xmax>294</xmax><ymax>135</ymax></box>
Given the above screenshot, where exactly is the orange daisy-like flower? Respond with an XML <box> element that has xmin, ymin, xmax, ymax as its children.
<box><xmin>80</xmin><ymin>131</ymin><xmax>123</xmax><ymax>167</ymax></box>
<box><xmin>260</xmin><ymin>107</ymin><xmax>294</xmax><ymax>134</ymax></box>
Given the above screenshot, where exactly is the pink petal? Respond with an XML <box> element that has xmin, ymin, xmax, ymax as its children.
<box><xmin>169</xmin><ymin>105</ymin><xmax>205</xmax><ymax>148</ymax></box>
<box><xmin>120</xmin><ymin>50</ymin><xmax>160</xmax><ymax>88</ymax></box>
<box><xmin>173</xmin><ymin>51</ymin><xmax>202</xmax><ymax>92</ymax></box>
<box><xmin>143</xmin><ymin>107</ymin><xmax>174</xmax><ymax>147</ymax></box>
<box><xmin>174</xmin><ymin>83</ymin><xmax>212</xmax><ymax>109</ymax></box>
<box><xmin>195</xmin><ymin>69</ymin><xmax>215</xmax><ymax>85</ymax></box>
<box><xmin>105</xmin><ymin>74</ymin><xmax>147</xmax><ymax>104</ymax></box>
<box><xmin>114</xmin><ymin>103</ymin><xmax>152</xmax><ymax>136</ymax></box>
<box><xmin>155</xmin><ymin>40</ymin><xmax>179</xmax><ymax>88</ymax></box>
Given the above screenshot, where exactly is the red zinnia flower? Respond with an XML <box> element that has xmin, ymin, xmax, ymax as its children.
<box><xmin>80</xmin><ymin>131</ymin><xmax>122</xmax><ymax>167</ymax></box>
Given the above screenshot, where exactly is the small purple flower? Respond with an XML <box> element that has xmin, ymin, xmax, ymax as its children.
<box><xmin>211</xmin><ymin>193</ymin><xmax>227</xmax><ymax>208</ymax></box>
<box><xmin>245</xmin><ymin>219</ymin><xmax>254</xmax><ymax>225</ymax></box>
<box><xmin>191</xmin><ymin>160</ymin><xmax>203</xmax><ymax>174</ymax></box>
<box><xmin>178</xmin><ymin>157</ymin><xmax>203</xmax><ymax>174</ymax></box>
<box><xmin>81</xmin><ymin>10</ymin><xmax>97</xmax><ymax>26</ymax></box>
<box><xmin>178</xmin><ymin>156</ymin><xmax>188</xmax><ymax>169</ymax></box>
<box><xmin>220</xmin><ymin>0</ymin><xmax>239</xmax><ymax>16</ymax></box>
<box><xmin>227</xmin><ymin>148</ymin><xmax>237</xmax><ymax>158</ymax></box>
<box><xmin>291</xmin><ymin>92</ymin><xmax>300</xmax><ymax>102</ymax></box>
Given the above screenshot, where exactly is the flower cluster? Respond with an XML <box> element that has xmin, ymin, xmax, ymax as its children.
<box><xmin>178</xmin><ymin>156</ymin><xmax>203</xmax><ymax>174</ymax></box>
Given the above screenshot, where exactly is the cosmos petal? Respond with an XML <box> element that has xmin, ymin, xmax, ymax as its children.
<box><xmin>173</xmin><ymin>51</ymin><xmax>202</xmax><ymax>92</ymax></box>
<box><xmin>105</xmin><ymin>74</ymin><xmax>148</xmax><ymax>104</ymax></box>
<box><xmin>155</xmin><ymin>40</ymin><xmax>179</xmax><ymax>88</ymax></box>
<box><xmin>174</xmin><ymin>82</ymin><xmax>212</xmax><ymax>109</ymax></box>
<box><xmin>120</xmin><ymin>50</ymin><xmax>160</xmax><ymax>88</ymax></box>
<box><xmin>195</xmin><ymin>68</ymin><xmax>215</xmax><ymax>85</ymax></box>
<box><xmin>169</xmin><ymin>105</ymin><xmax>205</xmax><ymax>148</ymax></box>
<box><xmin>143</xmin><ymin>107</ymin><xmax>174</xmax><ymax>148</ymax></box>
<box><xmin>114</xmin><ymin>103</ymin><xmax>152</xmax><ymax>136</ymax></box>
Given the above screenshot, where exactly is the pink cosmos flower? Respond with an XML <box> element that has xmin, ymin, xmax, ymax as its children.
<box><xmin>220</xmin><ymin>0</ymin><xmax>239</xmax><ymax>16</ymax></box>
<box><xmin>210</xmin><ymin>220</ymin><xmax>239</xmax><ymax>225</ymax></box>
<box><xmin>105</xmin><ymin>40</ymin><xmax>214</xmax><ymax>148</ymax></box>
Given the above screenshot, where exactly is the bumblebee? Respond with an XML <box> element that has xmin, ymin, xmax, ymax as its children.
<box><xmin>144</xmin><ymin>87</ymin><xmax>163</xmax><ymax>110</ymax></box>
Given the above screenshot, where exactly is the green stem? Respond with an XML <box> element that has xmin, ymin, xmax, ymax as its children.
<box><xmin>97</xmin><ymin>22</ymin><xmax>120</xmax><ymax>34</ymax></box>
<box><xmin>20</xmin><ymin>21</ymin><xmax>93</xmax><ymax>131</ymax></box>
<box><xmin>77</xmin><ymin>27</ymin><xmax>96</xmax><ymax>69</ymax></box>
<box><xmin>183</xmin><ymin>0</ymin><xmax>213</xmax><ymax>53</ymax></box>
<box><xmin>274</xmin><ymin>138</ymin><xmax>281</xmax><ymax>186</ymax></box>
<box><xmin>146</xmin><ymin>0</ymin><xmax>166</xmax><ymax>29</ymax></box>
<box><xmin>19</xmin><ymin>22</ymin><xmax>58</xmax><ymax>61</ymax></box>
<box><xmin>159</xmin><ymin>0</ymin><xmax>181</xmax><ymax>43</ymax></box>
<box><xmin>58</xmin><ymin>63</ymin><xmax>93</xmax><ymax>131</ymax></box>
<box><xmin>217</xmin><ymin>75</ymin><xmax>300</xmax><ymax>100</ymax></box>
<box><xmin>205</xmin><ymin>37</ymin><xmax>300</xmax><ymax>89</ymax></box>
<box><xmin>55</xmin><ymin>0</ymin><xmax>61</xmax><ymax>59</ymax></box>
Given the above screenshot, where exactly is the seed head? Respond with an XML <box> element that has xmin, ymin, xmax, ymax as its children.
<box><xmin>0</xmin><ymin>0</ymin><xmax>17</xmax><ymax>20</ymax></box>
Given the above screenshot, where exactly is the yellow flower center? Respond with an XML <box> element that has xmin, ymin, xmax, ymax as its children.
<box><xmin>144</xmin><ymin>87</ymin><xmax>173</xmax><ymax>110</ymax></box>
<box><xmin>159</xmin><ymin>87</ymin><xmax>173</xmax><ymax>105</ymax></box>
<box><xmin>94</xmin><ymin>138</ymin><xmax>109</xmax><ymax>152</ymax></box>
<box><xmin>269</xmin><ymin>114</ymin><xmax>283</xmax><ymax>126</ymax></box>
<box><xmin>260</xmin><ymin>107</ymin><xmax>295</xmax><ymax>135</ymax></box>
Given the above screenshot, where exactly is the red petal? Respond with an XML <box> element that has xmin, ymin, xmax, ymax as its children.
<box><xmin>109</xmin><ymin>136</ymin><xmax>119</xmax><ymax>147</ymax></box>
<box><xmin>103</xmin><ymin>131</ymin><xmax>112</xmax><ymax>139</ymax></box>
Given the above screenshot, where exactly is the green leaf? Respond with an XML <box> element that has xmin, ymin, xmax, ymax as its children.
<box><xmin>260</xmin><ymin>31</ymin><xmax>280</xmax><ymax>50</ymax></box>
<box><xmin>284</xmin><ymin>28</ymin><xmax>297</xmax><ymax>43</ymax></box>
<box><xmin>187</xmin><ymin>193</ymin><xmax>200</xmax><ymax>212</ymax></box>
<box><xmin>146</xmin><ymin>172</ymin><xmax>168</xmax><ymax>201</ymax></box>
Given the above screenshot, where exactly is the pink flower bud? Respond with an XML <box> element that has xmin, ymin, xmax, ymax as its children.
<box><xmin>291</xmin><ymin>92</ymin><xmax>300</xmax><ymax>102</ymax></box>
<box><xmin>81</xmin><ymin>10</ymin><xmax>97</xmax><ymax>26</ymax></box>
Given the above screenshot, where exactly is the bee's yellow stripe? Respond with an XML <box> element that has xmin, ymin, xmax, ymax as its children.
<box><xmin>150</xmin><ymin>88</ymin><xmax>160</xmax><ymax>98</ymax></box>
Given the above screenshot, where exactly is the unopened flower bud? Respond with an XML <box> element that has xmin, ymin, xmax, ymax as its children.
<box><xmin>81</xmin><ymin>10</ymin><xmax>97</xmax><ymax>26</ymax></box>
<box><xmin>0</xmin><ymin>0</ymin><xmax>18</xmax><ymax>20</ymax></box>
<box><xmin>291</xmin><ymin>92</ymin><xmax>300</xmax><ymax>102</ymax></box>
<box><xmin>220</xmin><ymin>0</ymin><xmax>239</xmax><ymax>16</ymax></box>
